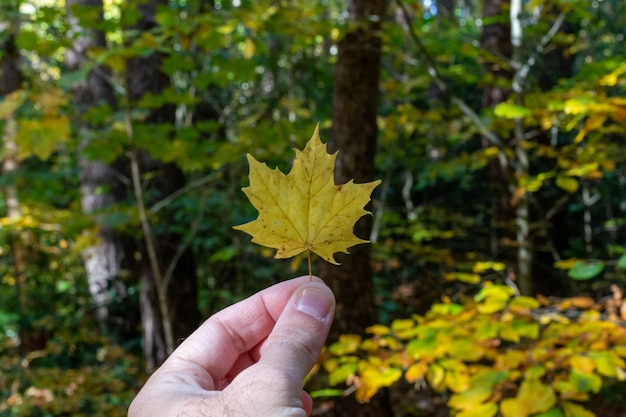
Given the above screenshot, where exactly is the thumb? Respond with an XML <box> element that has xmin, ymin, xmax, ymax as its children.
<box><xmin>260</xmin><ymin>281</ymin><xmax>335</xmax><ymax>386</ymax></box>
<box><xmin>227</xmin><ymin>280</ymin><xmax>335</xmax><ymax>412</ymax></box>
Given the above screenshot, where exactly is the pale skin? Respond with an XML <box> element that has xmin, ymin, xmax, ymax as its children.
<box><xmin>128</xmin><ymin>276</ymin><xmax>336</xmax><ymax>417</ymax></box>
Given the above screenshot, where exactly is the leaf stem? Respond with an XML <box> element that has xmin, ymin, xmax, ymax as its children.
<box><xmin>307</xmin><ymin>250</ymin><xmax>312</xmax><ymax>281</ymax></box>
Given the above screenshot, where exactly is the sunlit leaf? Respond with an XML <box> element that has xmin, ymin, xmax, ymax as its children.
<box><xmin>234</xmin><ymin>124</ymin><xmax>381</xmax><ymax>264</ymax></box>
<box><xmin>405</xmin><ymin>361</ymin><xmax>428</xmax><ymax>383</ymax></box>
<box><xmin>500</xmin><ymin>398</ymin><xmax>529</xmax><ymax>417</ymax></box>
<box><xmin>536</xmin><ymin>409</ymin><xmax>565</xmax><ymax>417</ymax></box>
<box><xmin>494</xmin><ymin>103</ymin><xmax>532</xmax><ymax>119</ymax></box>
<box><xmin>328</xmin><ymin>362</ymin><xmax>358</xmax><ymax>386</ymax></box>
<box><xmin>570</xmin><ymin>355</ymin><xmax>596</xmax><ymax>374</ymax></box>
<box><xmin>242</xmin><ymin>38</ymin><xmax>255</xmax><ymax>59</ymax></box>
<box><xmin>562</xmin><ymin>401</ymin><xmax>596</xmax><ymax>417</ymax></box>
<box><xmin>328</xmin><ymin>334</ymin><xmax>362</xmax><ymax>356</ymax></box>
<box><xmin>426</xmin><ymin>363</ymin><xmax>446</xmax><ymax>391</ymax></box>
<box><xmin>588</xmin><ymin>351</ymin><xmax>626</xmax><ymax>378</ymax></box>
<box><xmin>444</xmin><ymin>272</ymin><xmax>481</xmax><ymax>284</ymax></box>
<box><xmin>356</xmin><ymin>362</ymin><xmax>402</xmax><ymax>402</ymax></box>
<box><xmin>518</xmin><ymin>378</ymin><xmax>556</xmax><ymax>414</ymax></box>
<box><xmin>456</xmin><ymin>402</ymin><xmax>498</xmax><ymax>417</ymax></box>
<box><xmin>569</xmin><ymin>370</ymin><xmax>602</xmax><ymax>393</ymax></box>
<box><xmin>448</xmin><ymin>385</ymin><xmax>492</xmax><ymax>410</ymax></box>
<box><xmin>554</xmin><ymin>258</ymin><xmax>579</xmax><ymax>270</ymax></box>
<box><xmin>556</xmin><ymin>176</ymin><xmax>579</xmax><ymax>193</ymax></box>
<box><xmin>366</xmin><ymin>324</ymin><xmax>391</xmax><ymax>336</ymax></box>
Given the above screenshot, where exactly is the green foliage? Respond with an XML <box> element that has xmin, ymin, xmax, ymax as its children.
<box><xmin>318</xmin><ymin>281</ymin><xmax>626</xmax><ymax>417</ymax></box>
<box><xmin>0</xmin><ymin>322</ymin><xmax>144</xmax><ymax>416</ymax></box>
<box><xmin>2</xmin><ymin>0</ymin><xmax>626</xmax><ymax>415</ymax></box>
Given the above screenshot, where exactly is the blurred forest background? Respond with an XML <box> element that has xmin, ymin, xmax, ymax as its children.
<box><xmin>1</xmin><ymin>0</ymin><xmax>625</xmax><ymax>416</ymax></box>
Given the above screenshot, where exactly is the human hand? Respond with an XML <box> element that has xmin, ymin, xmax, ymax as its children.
<box><xmin>128</xmin><ymin>276</ymin><xmax>335</xmax><ymax>417</ymax></box>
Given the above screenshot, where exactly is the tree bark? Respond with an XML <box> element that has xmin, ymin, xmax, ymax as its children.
<box><xmin>510</xmin><ymin>0</ymin><xmax>533</xmax><ymax>295</ymax></box>
<box><xmin>66</xmin><ymin>0</ymin><xmax>128</xmax><ymax>323</ymax></box>
<box><xmin>0</xmin><ymin>0</ymin><xmax>48</xmax><ymax>355</ymax></box>
<box><xmin>480</xmin><ymin>0</ymin><xmax>516</xmax><ymax>286</ymax></box>
<box><xmin>124</xmin><ymin>0</ymin><xmax>200</xmax><ymax>370</ymax></box>
<box><xmin>320</xmin><ymin>0</ymin><xmax>392</xmax><ymax>415</ymax></box>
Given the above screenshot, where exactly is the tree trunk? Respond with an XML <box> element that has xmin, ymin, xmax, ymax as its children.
<box><xmin>320</xmin><ymin>0</ymin><xmax>392</xmax><ymax>415</ymax></box>
<box><xmin>123</xmin><ymin>0</ymin><xmax>200</xmax><ymax>370</ymax></box>
<box><xmin>0</xmin><ymin>0</ymin><xmax>48</xmax><ymax>355</ymax></box>
<box><xmin>480</xmin><ymin>0</ymin><xmax>517</xmax><ymax>287</ymax></box>
<box><xmin>510</xmin><ymin>0</ymin><xmax>533</xmax><ymax>295</ymax></box>
<box><xmin>66</xmin><ymin>0</ymin><xmax>128</xmax><ymax>323</ymax></box>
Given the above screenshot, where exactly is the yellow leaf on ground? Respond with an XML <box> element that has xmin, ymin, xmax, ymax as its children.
<box><xmin>234</xmin><ymin>124</ymin><xmax>381</xmax><ymax>264</ymax></box>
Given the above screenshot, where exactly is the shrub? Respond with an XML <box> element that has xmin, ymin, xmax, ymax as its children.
<box><xmin>318</xmin><ymin>282</ymin><xmax>626</xmax><ymax>417</ymax></box>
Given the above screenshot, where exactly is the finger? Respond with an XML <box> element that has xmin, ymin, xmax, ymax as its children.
<box><xmin>301</xmin><ymin>390</ymin><xmax>313</xmax><ymax>416</ymax></box>
<box><xmin>254</xmin><ymin>281</ymin><xmax>335</xmax><ymax>391</ymax></box>
<box><xmin>163</xmin><ymin>276</ymin><xmax>323</xmax><ymax>388</ymax></box>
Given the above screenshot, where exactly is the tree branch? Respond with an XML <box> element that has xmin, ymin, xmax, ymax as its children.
<box><xmin>124</xmin><ymin>96</ymin><xmax>175</xmax><ymax>354</ymax></box>
<box><xmin>149</xmin><ymin>172</ymin><xmax>220</xmax><ymax>216</ymax></box>
<box><xmin>394</xmin><ymin>0</ymin><xmax>506</xmax><ymax>150</ymax></box>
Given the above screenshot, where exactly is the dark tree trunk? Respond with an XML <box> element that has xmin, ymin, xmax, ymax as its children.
<box><xmin>124</xmin><ymin>0</ymin><xmax>200</xmax><ymax>370</ymax></box>
<box><xmin>0</xmin><ymin>0</ymin><xmax>44</xmax><ymax>356</ymax></box>
<box><xmin>480</xmin><ymin>0</ymin><xmax>515</xmax><ymax>279</ymax></box>
<box><xmin>438</xmin><ymin>0</ymin><xmax>455</xmax><ymax>19</ymax></box>
<box><xmin>320</xmin><ymin>0</ymin><xmax>392</xmax><ymax>416</ymax></box>
<box><xmin>66</xmin><ymin>0</ymin><xmax>129</xmax><ymax>325</ymax></box>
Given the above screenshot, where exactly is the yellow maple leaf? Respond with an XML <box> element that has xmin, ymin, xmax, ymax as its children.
<box><xmin>234</xmin><ymin>124</ymin><xmax>381</xmax><ymax>268</ymax></box>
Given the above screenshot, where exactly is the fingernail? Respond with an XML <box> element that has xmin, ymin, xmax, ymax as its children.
<box><xmin>295</xmin><ymin>287</ymin><xmax>333</xmax><ymax>321</ymax></box>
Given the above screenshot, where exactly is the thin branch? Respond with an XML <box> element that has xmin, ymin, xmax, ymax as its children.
<box><xmin>124</xmin><ymin>97</ymin><xmax>175</xmax><ymax>354</ymax></box>
<box><xmin>163</xmin><ymin>190</ymin><xmax>207</xmax><ymax>290</ymax></box>
<box><xmin>514</xmin><ymin>12</ymin><xmax>566</xmax><ymax>92</ymax></box>
<box><xmin>394</xmin><ymin>0</ymin><xmax>507</xmax><ymax>151</ymax></box>
<box><xmin>149</xmin><ymin>172</ymin><xmax>220</xmax><ymax>215</ymax></box>
<box><xmin>370</xmin><ymin>164</ymin><xmax>392</xmax><ymax>243</ymax></box>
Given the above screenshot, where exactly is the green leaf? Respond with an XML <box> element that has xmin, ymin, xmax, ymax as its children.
<box><xmin>536</xmin><ymin>409</ymin><xmax>565</xmax><ymax>417</ymax></box>
<box><xmin>512</xmin><ymin>319</ymin><xmax>539</xmax><ymax>340</ymax></box>
<box><xmin>16</xmin><ymin>30</ymin><xmax>39</xmax><ymax>51</ymax></box>
<box><xmin>567</xmin><ymin>261</ymin><xmax>604</xmax><ymax>280</ymax></box>
<box><xmin>328</xmin><ymin>334</ymin><xmax>361</xmax><ymax>356</ymax></box>
<box><xmin>310</xmin><ymin>389</ymin><xmax>345</xmax><ymax>398</ymax></box>
<box><xmin>407</xmin><ymin>328</ymin><xmax>440</xmax><ymax>359</ymax></box>
<box><xmin>58</xmin><ymin>69</ymin><xmax>90</xmax><ymax>89</ymax></box>
<box><xmin>617</xmin><ymin>254</ymin><xmax>626</xmax><ymax>270</ymax></box>
<box><xmin>448</xmin><ymin>385</ymin><xmax>492</xmax><ymax>410</ymax></box>
<box><xmin>494</xmin><ymin>103</ymin><xmax>532</xmax><ymax>119</ymax></box>
<box><xmin>471</xmin><ymin>370</ymin><xmax>509</xmax><ymax>388</ymax></box>
<box><xmin>444</xmin><ymin>271</ymin><xmax>481</xmax><ymax>284</ymax></box>
<box><xmin>569</xmin><ymin>370</ymin><xmax>602</xmax><ymax>393</ymax></box>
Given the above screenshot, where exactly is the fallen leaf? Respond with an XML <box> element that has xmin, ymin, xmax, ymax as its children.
<box><xmin>234</xmin><ymin>124</ymin><xmax>381</xmax><ymax>264</ymax></box>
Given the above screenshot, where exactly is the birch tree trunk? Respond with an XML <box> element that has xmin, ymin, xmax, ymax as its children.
<box><xmin>510</xmin><ymin>0</ymin><xmax>533</xmax><ymax>295</ymax></box>
<box><xmin>66</xmin><ymin>0</ymin><xmax>127</xmax><ymax>323</ymax></box>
